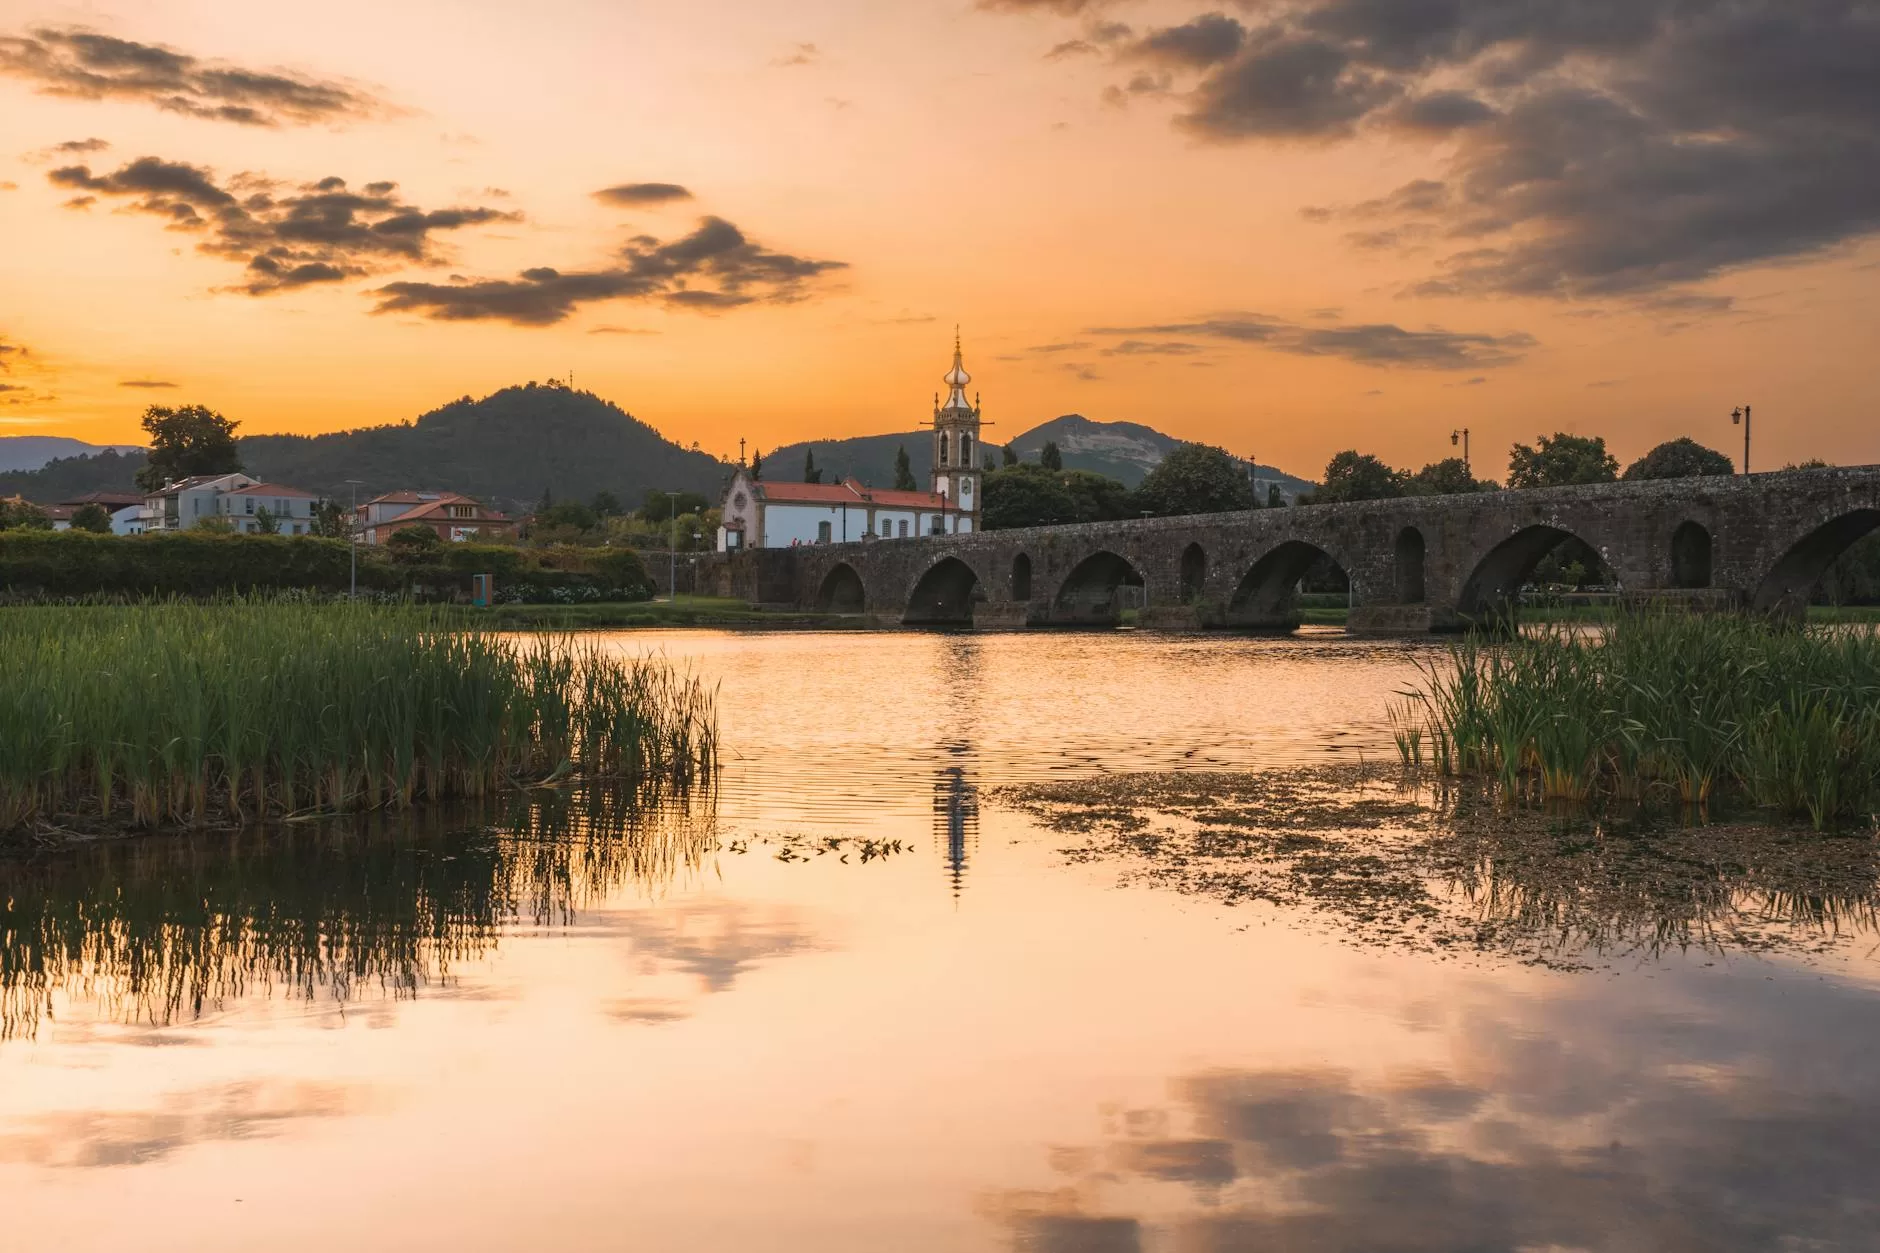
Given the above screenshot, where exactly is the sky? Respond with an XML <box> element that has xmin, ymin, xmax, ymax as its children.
<box><xmin>2</xmin><ymin>0</ymin><xmax>1877</xmax><ymax>479</ymax></box>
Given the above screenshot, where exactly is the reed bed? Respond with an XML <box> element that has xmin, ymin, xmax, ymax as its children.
<box><xmin>0</xmin><ymin>601</ymin><xmax>716</xmax><ymax>833</ymax></box>
<box><xmin>1396</xmin><ymin>613</ymin><xmax>1880</xmax><ymax>828</ymax></box>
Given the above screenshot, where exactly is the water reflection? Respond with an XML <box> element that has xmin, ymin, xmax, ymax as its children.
<box><xmin>986</xmin><ymin>971</ymin><xmax>1880</xmax><ymax>1251</ymax></box>
<box><xmin>0</xmin><ymin>1081</ymin><xmax>364</xmax><ymax>1170</ymax></box>
<box><xmin>0</xmin><ymin>786</ymin><xmax>717</xmax><ymax>1039</ymax></box>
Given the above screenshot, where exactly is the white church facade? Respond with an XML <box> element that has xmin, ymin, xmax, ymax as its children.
<box><xmin>717</xmin><ymin>337</ymin><xmax>985</xmax><ymax>551</ymax></box>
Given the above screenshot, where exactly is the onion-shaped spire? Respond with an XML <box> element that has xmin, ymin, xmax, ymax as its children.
<box><xmin>940</xmin><ymin>327</ymin><xmax>973</xmax><ymax>412</ymax></box>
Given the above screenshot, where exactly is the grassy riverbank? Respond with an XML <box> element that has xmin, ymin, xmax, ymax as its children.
<box><xmin>0</xmin><ymin>602</ymin><xmax>716</xmax><ymax>837</ymax></box>
<box><xmin>1396</xmin><ymin>613</ymin><xmax>1880</xmax><ymax>827</ymax></box>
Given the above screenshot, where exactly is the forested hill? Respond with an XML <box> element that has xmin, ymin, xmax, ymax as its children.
<box><xmin>766</xmin><ymin>413</ymin><xmax>1318</xmax><ymax>494</ymax></box>
<box><xmin>0</xmin><ymin>384</ymin><xmax>730</xmax><ymax>509</ymax></box>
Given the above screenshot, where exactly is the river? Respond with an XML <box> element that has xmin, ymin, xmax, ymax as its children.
<box><xmin>3</xmin><ymin>629</ymin><xmax>1877</xmax><ymax>1251</ymax></box>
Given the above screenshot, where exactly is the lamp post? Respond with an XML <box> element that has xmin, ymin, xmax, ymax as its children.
<box><xmin>345</xmin><ymin>479</ymin><xmax>363</xmax><ymax>598</ymax></box>
<box><xmin>663</xmin><ymin>490</ymin><xmax>678</xmax><ymax>603</ymax></box>
<box><xmin>1731</xmin><ymin>405</ymin><xmax>1752</xmax><ymax>475</ymax></box>
<box><xmin>1450</xmin><ymin>428</ymin><xmax>1470</xmax><ymax>472</ymax></box>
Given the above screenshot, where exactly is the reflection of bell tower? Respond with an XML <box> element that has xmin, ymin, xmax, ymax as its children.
<box><xmin>932</xmin><ymin>763</ymin><xmax>979</xmax><ymax>899</ymax></box>
<box><xmin>931</xmin><ymin>330</ymin><xmax>982</xmax><ymax>532</ymax></box>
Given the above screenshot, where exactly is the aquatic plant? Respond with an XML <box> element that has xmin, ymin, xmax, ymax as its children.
<box><xmin>0</xmin><ymin>601</ymin><xmax>716</xmax><ymax>833</ymax></box>
<box><xmin>1399</xmin><ymin>614</ymin><xmax>1880</xmax><ymax>828</ymax></box>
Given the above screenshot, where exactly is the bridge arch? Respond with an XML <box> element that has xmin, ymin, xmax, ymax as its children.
<box><xmin>1011</xmin><ymin>552</ymin><xmax>1032</xmax><ymax>601</ymax></box>
<box><xmin>1670</xmin><ymin>521</ymin><xmax>1713</xmax><ymax>589</ymax></box>
<box><xmin>1052</xmin><ymin>550</ymin><xmax>1145</xmax><ymax>626</ymax></box>
<box><xmin>1394</xmin><ymin>527</ymin><xmax>1426</xmax><ymax>604</ymax></box>
<box><xmin>817</xmin><ymin>562</ymin><xmax>866</xmax><ymax>613</ymax></box>
<box><xmin>1752</xmin><ymin>509</ymin><xmax>1880</xmax><ymax>616</ymax></box>
<box><xmin>1179</xmin><ymin>543</ymin><xmax>1208</xmax><ymax>603</ymax></box>
<box><xmin>1228</xmin><ymin>540</ymin><xmax>1348</xmax><ymax>632</ymax></box>
<box><xmin>1458</xmin><ymin>524</ymin><xmax>1611</xmax><ymax>621</ymax></box>
<box><xmin>904</xmin><ymin>556</ymin><xmax>980</xmax><ymax>626</ymax></box>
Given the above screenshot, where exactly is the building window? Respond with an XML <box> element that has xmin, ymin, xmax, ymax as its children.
<box><xmin>245</xmin><ymin>497</ymin><xmax>254</xmax><ymax>514</ymax></box>
<box><xmin>960</xmin><ymin>434</ymin><xmax>972</xmax><ymax>464</ymax></box>
<box><xmin>817</xmin><ymin>520</ymin><xmax>832</xmax><ymax>543</ymax></box>
<box><xmin>939</xmin><ymin>432</ymin><xmax>950</xmax><ymax>467</ymax></box>
<box><xmin>898</xmin><ymin>520</ymin><xmax>908</xmax><ymax>538</ymax></box>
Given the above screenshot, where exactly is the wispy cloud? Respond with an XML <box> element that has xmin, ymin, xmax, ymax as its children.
<box><xmin>1089</xmin><ymin>312</ymin><xmax>1535</xmax><ymax>369</ymax></box>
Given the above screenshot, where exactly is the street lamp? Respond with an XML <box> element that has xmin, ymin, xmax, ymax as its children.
<box><xmin>1731</xmin><ymin>405</ymin><xmax>1752</xmax><ymax>475</ymax></box>
<box><xmin>345</xmin><ymin>479</ymin><xmax>363</xmax><ymax>597</ymax></box>
<box><xmin>1450</xmin><ymin>428</ymin><xmax>1470</xmax><ymax>472</ymax></box>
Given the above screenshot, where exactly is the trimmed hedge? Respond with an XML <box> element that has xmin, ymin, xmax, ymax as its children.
<box><xmin>0</xmin><ymin>530</ymin><xmax>655</xmax><ymax>603</ymax></box>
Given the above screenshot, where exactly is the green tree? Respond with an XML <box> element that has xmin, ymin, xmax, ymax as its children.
<box><xmin>1060</xmin><ymin>469</ymin><xmax>1134</xmax><ymax>522</ymax></box>
<box><xmin>803</xmin><ymin>448</ymin><xmax>822</xmax><ymax>484</ymax></box>
<box><xmin>1622</xmin><ymin>437</ymin><xmax>1736</xmax><ymax>481</ymax></box>
<box><xmin>1508</xmin><ymin>433</ymin><xmax>1618</xmax><ymax>488</ymax></box>
<box><xmin>1001</xmin><ymin>445</ymin><xmax>1018</xmax><ymax>467</ymax></box>
<box><xmin>252</xmin><ymin>505</ymin><xmax>281</xmax><ymax>535</ymax></box>
<box><xmin>893</xmin><ymin>446</ymin><xmax>917</xmax><ymax>491</ymax></box>
<box><xmin>192</xmin><ymin>514</ymin><xmax>236</xmax><ymax>533</ymax></box>
<box><xmin>982</xmin><ymin>464</ymin><xmax>1077</xmax><ymax>529</ymax></box>
<box><xmin>134</xmin><ymin>404</ymin><xmax>242</xmax><ymax>492</ymax></box>
<box><xmin>309</xmin><ymin>498</ymin><xmax>350</xmax><ymax>538</ymax></box>
<box><xmin>1408</xmin><ymin>457</ymin><xmax>1491</xmax><ymax>496</ymax></box>
<box><xmin>590</xmin><ymin>490</ymin><xmax>625</xmax><ymax>517</ymax></box>
<box><xmin>1267</xmin><ymin>482</ymin><xmax>1282</xmax><ymax>508</ymax></box>
<box><xmin>1135</xmin><ymin>443</ymin><xmax>1257</xmax><ymax>516</ymax></box>
<box><xmin>388</xmin><ymin>524</ymin><xmax>444</xmax><ymax>557</ymax></box>
<box><xmin>536</xmin><ymin>501</ymin><xmax>601</xmax><ymax>533</ymax></box>
<box><xmin>69</xmin><ymin>502</ymin><xmax>114</xmax><ymax>533</ymax></box>
<box><xmin>1039</xmin><ymin>441</ymin><xmax>1063</xmax><ymax>471</ymax></box>
<box><xmin>0</xmin><ymin>497</ymin><xmax>51</xmax><ymax>531</ymax></box>
<box><xmin>1316</xmin><ymin>451</ymin><xmax>1406</xmax><ymax>503</ymax></box>
<box><xmin>638</xmin><ymin>490</ymin><xmax>709</xmax><ymax>523</ymax></box>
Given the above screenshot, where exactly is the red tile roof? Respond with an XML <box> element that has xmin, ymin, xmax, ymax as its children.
<box><xmin>752</xmin><ymin>477</ymin><xmax>947</xmax><ymax>509</ymax></box>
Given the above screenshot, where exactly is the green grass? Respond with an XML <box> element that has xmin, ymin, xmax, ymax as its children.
<box><xmin>0</xmin><ymin>601</ymin><xmax>717</xmax><ymax>834</ymax></box>
<box><xmin>1396</xmin><ymin>612</ymin><xmax>1880</xmax><ymax>828</ymax></box>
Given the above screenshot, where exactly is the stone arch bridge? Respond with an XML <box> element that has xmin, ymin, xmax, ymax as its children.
<box><xmin>698</xmin><ymin>467</ymin><xmax>1880</xmax><ymax>632</ymax></box>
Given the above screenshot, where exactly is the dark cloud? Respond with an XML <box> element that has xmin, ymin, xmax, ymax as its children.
<box><xmin>0</xmin><ymin>337</ymin><xmax>27</xmax><ymax>371</ymax></box>
<box><xmin>1179</xmin><ymin>33</ymin><xmax>1400</xmax><ymax>139</ymax></box>
<box><xmin>1026</xmin><ymin>341</ymin><xmax>1090</xmax><ymax>353</ymax></box>
<box><xmin>1128</xmin><ymin>14</ymin><xmax>1246</xmax><ymax>68</ymax></box>
<box><xmin>772</xmin><ymin>42</ymin><xmax>819</xmax><ymax>68</ymax></box>
<box><xmin>587</xmin><ymin>325</ymin><xmax>659</xmax><ymax>336</ymax></box>
<box><xmin>1102</xmin><ymin>71</ymin><xmax>1172</xmax><ymax>106</ymax></box>
<box><xmin>46</xmin><ymin>157</ymin><xmax>517</xmax><ymax>295</ymax></box>
<box><xmin>1101</xmin><ymin>339</ymin><xmax>1204</xmax><ymax>356</ymax></box>
<box><xmin>118</xmin><ymin>379</ymin><xmax>177</xmax><ymax>388</ymax></box>
<box><xmin>1011</xmin><ymin>0</ymin><xmax>1880</xmax><ymax>299</ymax></box>
<box><xmin>0</xmin><ymin>26</ymin><xmax>385</xmax><ymax>127</ymax></box>
<box><xmin>61</xmin><ymin>194</ymin><xmax>95</xmax><ymax>210</ymax></box>
<box><xmin>592</xmin><ymin>182</ymin><xmax>694</xmax><ymax>207</ymax></box>
<box><xmin>1090</xmin><ymin>312</ymin><xmax>1534</xmax><ymax>368</ymax></box>
<box><xmin>1045</xmin><ymin>38</ymin><xmax>1100</xmax><ymax>60</ymax></box>
<box><xmin>372</xmin><ymin>215</ymin><xmax>845</xmax><ymax>326</ymax></box>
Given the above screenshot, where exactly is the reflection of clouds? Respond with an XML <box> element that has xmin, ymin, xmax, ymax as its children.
<box><xmin>0</xmin><ymin>1081</ymin><xmax>363</xmax><ymax>1169</ymax></box>
<box><xmin>987</xmin><ymin>973</ymin><xmax>1880</xmax><ymax>1250</ymax></box>
<box><xmin>602</xmin><ymin>997</ymin><xmax>690</xmax><ymax>1025</ymax></box>
<box><xmin>609</xmin><ymin>902</ymin><xmax>822</xmax><ymax>993</ymax></box>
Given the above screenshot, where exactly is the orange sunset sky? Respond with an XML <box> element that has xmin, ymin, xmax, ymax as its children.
<box><xmin>2</xmin><ymin>0</ymin><xmax>1877</xmax><ymax>478</ymax></box>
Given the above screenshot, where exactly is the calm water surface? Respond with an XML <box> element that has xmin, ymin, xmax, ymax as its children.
<box><xmin>3</xmin><ymin>629</ymin><xmax>1878</xmax><ymax>1251</ymax></box>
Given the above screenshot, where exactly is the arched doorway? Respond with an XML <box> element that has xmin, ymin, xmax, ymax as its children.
<box><xmin>1011</xmin><ymin>553</ymin><xmax>1032</xmax><ymax>601</ymax></box>
<box><xmin>1051</xmin><ymin>550</ymin><xmax>1145</xmax><ymax>626</ymax></box>
<box><xmin>1670</xmin><ymin>521</ymin><xmax>1713</xmax><ymax>589</ymax></box>
<box><xmin>1394</xmin><ymin>527</ymin><xmax>1426</xmax><ymax>604</ymax></box>
<box><xmin>904</xmin><ymin>557</ymin><xmax>980</xmax><ymax>626</ymax></box>
<box><xmin>817</xmin><ymin>562</ymin><xmax>865</xmax><ymax>613</ymax></box>
<box><xmin>1459</xmin><ymin>525</ymin><xmax>1613</xmax><ymax>623</ymax></box>
<box><xmin>1753</xmin><ymin>509</ymin><xmax>1880</xmax><ymax>617</ymax></box>
<box><xmin>1228</xmin><ymin>540</ymin><xmax>1349</xmax><ymax>632</ymax></box>
<box><xmin>1179</xmin><ymin>543</ymin><xmax>1207</xmax><ymax>602</ymax></box>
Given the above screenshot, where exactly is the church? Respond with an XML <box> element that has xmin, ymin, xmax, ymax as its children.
<box><xmin>716</xmin><ymin>336</ymin><xmax>984</xmax><ymax>550</ymax></box>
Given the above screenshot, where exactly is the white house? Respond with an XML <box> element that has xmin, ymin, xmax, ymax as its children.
<box><xmin>717</xmin><ymin>336</ymin><xmax>985</xmax><ymax>551</ymax></box>
<box><xmin>142</xmin><ymin>473</ymin><xmax>319</xmax><ymax>535</ymax></box>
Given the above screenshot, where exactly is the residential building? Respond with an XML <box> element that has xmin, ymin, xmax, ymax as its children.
<box><xmin>355</xmin><ymin>491</ymin><xmax>515</xmax><ymax>544</ymax></box>
<box><xmin>52</xmin><ymin>491</ymin><xmax>146</xmax><ymax>535</ymax></box>
<box><xmin>141</xmin><ymin>473</ymin><xmax>319</xmax><ymax>534</ymax></box>
<box><xmin>717</xmin><ymin>336</ymin><xmax>983</xmax><ymax>551</ymax></box>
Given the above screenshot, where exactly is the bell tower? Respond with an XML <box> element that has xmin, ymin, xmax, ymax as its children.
<box><xmin>931</xmin><ymin>329</ymin><xmax>982</xmax><ymax>531</ymax></box>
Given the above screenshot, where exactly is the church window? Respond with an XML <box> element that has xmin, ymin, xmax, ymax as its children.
<box><xmin>960</xmin><ymin>434</ymin><xmax>972</xmax><ymax>464</ymax></box>
<box><xmin>817</xmin><ymin>521</ymin><xmax>832</xmax><ymax>544</ymax></box>
<box><xmin>939</xmin><ymin>432</ymin><xmax>950</xmax><ymax>466</ymax></box>
<box><xmin>898</xmin><ymin>520</ymin><xmax>908</xmax><ymax>538</ymax></box>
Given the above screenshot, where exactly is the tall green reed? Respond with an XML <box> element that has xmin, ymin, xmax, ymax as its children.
<box><xmin>1398</xmin><ymin>613</ymin><xmax>1880</xmax><ymax>828</ymax></box>
<box><xmin>0</xmin><ymin>600</ymin><xmax>716</xmax><ymax>833</ymax></box>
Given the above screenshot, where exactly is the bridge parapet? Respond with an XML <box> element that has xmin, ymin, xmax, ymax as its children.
<box><xmin>696</xmin><ymin>466</ymin><xmax>1880</xmax><ymax>633</ymax></box>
